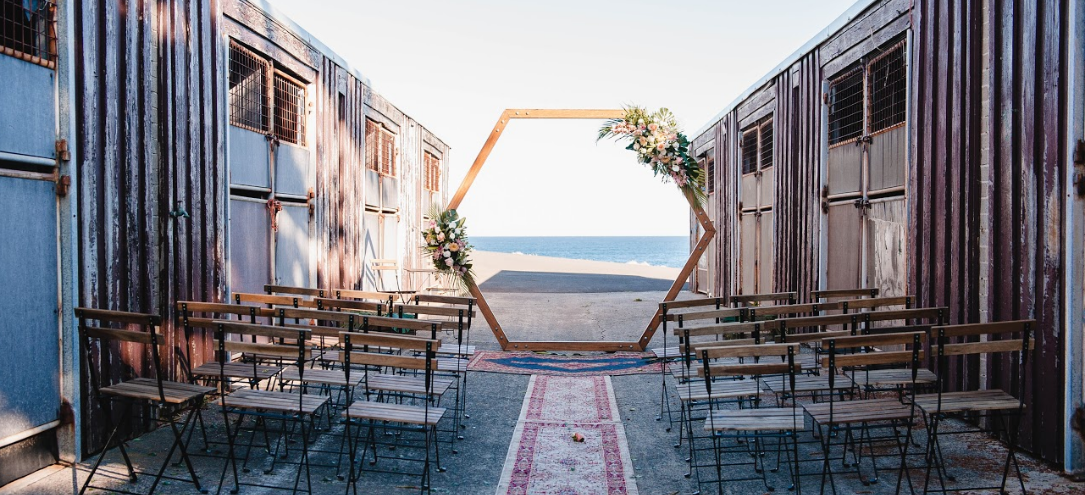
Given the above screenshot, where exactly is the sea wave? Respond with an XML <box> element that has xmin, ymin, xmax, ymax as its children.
<box><xmin>625</xmin><ymin>260</ymin><xmax>653</xmax><ymax>267</ymax></box>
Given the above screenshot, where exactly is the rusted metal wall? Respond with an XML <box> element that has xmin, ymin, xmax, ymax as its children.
<box><xmin>74</xmin><ymin>0</ymin><xmax>227</xmax><ymax>454</ymax></box>
<box><xmin>772</xmin><ymin>53</ymin><xmax>823</xmax><ymax>304</ymax></box>
<box><xmin>911</xmin><ymin>0</ymin><xmax>1071</xmax><ymax>463</ymax></box>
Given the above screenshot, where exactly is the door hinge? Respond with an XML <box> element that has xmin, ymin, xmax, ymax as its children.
<box><xmin>1072</xmin><ymin>139</ymin><xmax>1084</xmax><ymax>165</ymax></box>
<box><xmin>307</xmin><ymin>188</ymin><xmax>315</xmax><ymax>216</ymax></box>
<box><xmin>55</xmin><ymin>139</ymin><xmax>70</xmax><ymax>162</ymax></box>
<box><xmin>55</xmin><ymin>175</ymin><xmax>70</xmax><ymax>197</ymax></box>
<box><xmin>266</xmin><ymin>198</ymin><xmax>283</xmax><ymax>231</ymax></box>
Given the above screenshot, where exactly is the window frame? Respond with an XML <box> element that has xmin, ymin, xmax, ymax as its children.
<box><xmin>227</xmin><ymin>40</ymin><xmax>308</xmax><ymax>147</ymax></box>
<box><xmin>0</xmin><ymin>0</ymin><xmax>57</xmax><ymax>69</ymax></box>
<box><xmin>365</xmin><ymin>118</ymin><xmax>397</xmax><ymax>178</ymax></box>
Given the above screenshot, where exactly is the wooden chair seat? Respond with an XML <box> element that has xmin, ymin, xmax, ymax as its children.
<box><xmin>343</xmin><ymin>401</ymin><xmax>445</xmax><ymax>426</ymax></box>
<box><xmin>803</xmin><ymin>398</ymin><xmax>914</xmax><ymax>425</ymax></box>
<box><xmin>223</xmin><ymin>388</ymin><xmax>328</xmax><ymax>414</ymax></box>
<box><xmin>650</xmin><ymin>346</ymin><xmax>682</xmax><ymax>360</ymax></box>
<box><xmin>704</xmin><ymin>407</ymin><xmax>804</xmax><ymax>432</ymax></box>
<box><xmin>854</xmin><ymin>368</ymin><xmax>937</xmax><ymax>387</ymax></box>
<box><xmin>676</xmin><ymin>379</ymin><xmax>761</xmax><ymax>402</ymax></box>
<box><xmin>438</xmin><ymin>344</ymin><xmax>475</xmax><ymax>357</ymax></box>
<box><xmin>912</xmin><ymin>389</ymin><xmax>1021</xmax><ymax>414</ymax></box>
<box><xmin>366</xmin><ymin>373</ymin><xmax>453</xmax><ymax>396</ymax></box>
<box><xmin>101</xmin><ymin>378</ymin><xmax>214</xmax><ymax>404</ymax></box>
<box><xmin>436</xmin><ymin>357</ymin><xmax>468</xmax><ymax>373</ymax></box>
<box><xmin>280</xmin><ymin>368</ymin><xmax>363</xmax><ymax>387</ymax></box>
<box><xmin>191</xmin><ymin>361</ymin><xmax>281</xmax><ymax>380</ymax></box>
<box><xmin>761</xmin><ymin>374</ymin><xmax>855</xmax><ymax>395</ymax></box>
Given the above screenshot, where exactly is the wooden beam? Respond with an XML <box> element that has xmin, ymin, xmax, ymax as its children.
<box><xmin>466</xmin><ymin>279</ymin><xmax>509</xmax><ymax>349</ymax></box>
<box><xmin>505</xmin><ymin>341</ymin><xmax>642</xmax><ymax>352</ymax></box>
<box><xmin>446</xmin><ymin>110</ymin><xmax>511</xmax><ymax>210</ymax></box>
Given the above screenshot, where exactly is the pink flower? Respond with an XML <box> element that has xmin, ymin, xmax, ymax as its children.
<box><xmin>436</xmin><ymin>232</ymin><xmax>445</xmax><ymax>242</ymax></box>
<box><xmin>444</xmin><ymin>258</ymin><xmax>454</xmax><ymax>267</ymax></box>
<box><xmin>648</xmin><ymin>123</ymin><xmax>658</xmax><ymax>132</ymax></box>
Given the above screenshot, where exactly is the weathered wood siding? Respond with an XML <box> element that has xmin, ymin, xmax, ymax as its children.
<box><xmin>74</xmin><ymin>0</ymin><xmax>226</xmax><ymax>454</ymax></box>
<box><xmin>911</xmin><ymin>0</ymin><xmax>1070</xmax><ymax>463</ymax></box>
<box><xmin>697</xmin><ymin>0</ymin><xmax>1072</xmax><ymax>463</ymax></box>
<box><xmin>772</xmin><ymin>53</ymin><xmax>823</xmax><ymax>304</ymax></box>
<box><xmin>72</xmin><ymin>0</ymin><xmax>448</xmax><ymax>456</ymax></box>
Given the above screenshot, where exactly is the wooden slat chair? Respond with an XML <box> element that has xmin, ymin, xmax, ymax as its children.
<box><xmin>913</xmin><ymin>320</ymin><xmax>1035</xmax><ymax>494</ymax></box>
<box><xmin>340</xmin><ymin>332</ymin><xmax>446</xmax><ymax>494</ymax></box>
<box><xmin>653</xmin><ymin>296</ymin><xmax>730</xmax><ymax>360</ymax></box>
<box><xmin>370</xmin><ymin>258</ymin><xmax>402</xmax><ymax>292</ymax></box>
<box><xmin>847</xmin><ymin>308</ymin><xmax>947</xmax><ymax>397</ymax></box>
<box><xmin>730</xmin><ymin>291</ymin><xmax>798</xmax><ymax>307</ymax></box>
<box><xmin>697</xmin><ymin>343</ymin><xmax>804</xmax><ymax>494</ymax></box>
<box><xmin>234</xmin><ymin>292</ymin><xmax>320</xmax><ymax>310</ymax></box>
<box><xmin>396</xmin><ymin>304</ymin><xmax>475</xmax><ymax>437</ymax></box>
<box><xmin>265</xmin><ymin>284</ymin><xmax>326</xmax><ymax>298</ymax></box>
<box><xmin>175</xmin><ymin>301</ymin><xmax>283</xmax><ymax>390</ymax></box>
<box><xmin>279</xmin><ymin>302</ymin><xmax>384</xmax><ymax>367</ymax></box>
<box><xmin>271</xmin><ymin>308</ymin><xmax>371</xmax><ymax>413</ymax></box>
<box><xmin>802</xmin><ymin>331</ymin><xmax>927</xmax><ymax>493</ymax></box>
<box><xmin>412</xmin><ymin>294</ymin><xmax>477</xmax><ymax>428</ymax></box>
<box><xmin>76</xmin><ymin>308</ymin><xmax>215</xmax><ymax>495</ymax></box>
<box><xmin>812</xmin><ymin>288</ymin><xmax>880</xmax><ymax>300</ymax></box>
<box><xmin>213</xmin><ymin>320</ymin><xmax>328</xmax><ymax>494</ymax></box>
<box><xmin>657</xmin><ymin>306</ymin><xmax>745</xmax><ymax>427</ymax></box>
<box><xmin>334</xmin><ymin>287</ymin><xmax>396</xmax><ymax>309</ymax></box>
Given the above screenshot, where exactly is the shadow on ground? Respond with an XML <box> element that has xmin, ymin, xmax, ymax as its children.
<box><xmin>479</xmin><ymin>270</ymin><xmax>686</xmax><ymax>293</ymax></box>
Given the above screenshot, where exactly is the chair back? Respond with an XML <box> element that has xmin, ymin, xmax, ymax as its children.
<box><xmin>812</xmin><ymin>288</ymin><xmax>880</xmax><ymax>300</ymax></box>
<box><xmin>339</xmin><ymin>331</ymin><xmax>441</xmax><ymax>402</ymax></box>
<box><xmin>701</xmin><ymin>343</ymin><xmax>801</xmax><ymax>424</ymax></box>
<box><xmin>359</xmin><ymin>314</ymin><xmax>441</xmax><ymax>339</ymax></box>
<box><xmin>931</xmin><ymin>320</ymin><xmax>1035</xmax><ymax>411</ymax></box>
<box><xmin>233</xmin><ymin>292</ymin><xmax>319</xmax><ymax>309</ymax></box>
<box><xmin>821</xmin><ymin>331</ymin><xmax>926</xmax><ymax>420</ymax></box>
<box><xmin>729</xmin><ymin>291</ymin><xmax>797</xmax><ymax>307</ymax></box>
<box><xmin>264</xmin><ymin>284</ymin><xmax>325</xmax><ymax>298</ymax></box>
<box><xmin>76</xmin><ymin>308</ymin><xmax>168</xmax><ymax>402</ymax></box>
<box><xmin>314</xmin><ymin>297</ymin><xmax>384</xmax><ymax>315</ymax></box>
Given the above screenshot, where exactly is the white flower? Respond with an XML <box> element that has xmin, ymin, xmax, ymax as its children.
<box><xmin>443</xmin><ymin>249</ymin><xmax>451</xmax><ymax>258</ymax></box>
<box><xmin>444</xmin><ymin>258</ymin><xmax>454</xmax><ymax>267</ymax></box>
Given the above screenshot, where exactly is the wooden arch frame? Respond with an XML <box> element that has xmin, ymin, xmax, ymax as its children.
<box><xmin>446</xmin><ymin>109</ymin><xmax>716</xmax><ymax>352</ymax></box>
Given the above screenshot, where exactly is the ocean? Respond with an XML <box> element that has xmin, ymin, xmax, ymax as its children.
<box><xmin>469</xmin><ymin>236</ymin><xmax>690</xmax><ymax>269</ymax></box>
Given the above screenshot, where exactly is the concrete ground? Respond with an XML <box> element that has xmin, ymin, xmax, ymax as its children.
<box><xmin>7</xmin><ymin>252</ymin><xmax>1082</xmax><ymax>494</ymax></box>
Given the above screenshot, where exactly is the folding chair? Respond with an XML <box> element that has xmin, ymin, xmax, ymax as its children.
<box><xmin>802</xmin><ymin>331</ymin><xmax>926</xmax><ymax>494</ymax></box>
<box><xmin>175</xmin><ymin>301</ymin><xmax>282</xmax><ymax>391</ymax></box>
<box><xmin>698</xmin><ymin>343</ymin><xmax>804</xmax><ymax>494</ymax></box>
<box><xmin>340</xmin><ymin>331</ymin><xmax>446</xmax><ymax>494</ymax></box>
<box><xmin>914</xmin><ymin>320</ymin><xmax>1035</xmax><ymax>494</ymax></box>
<box><xmin>213</xmin><ymin>320</ymin><xmax>329</xmax><ymax>494</ymax></box>
<box><xmin>76</xmin><ymin>308</ymin><xmax>214</xmax><ymax>495</ymax></box>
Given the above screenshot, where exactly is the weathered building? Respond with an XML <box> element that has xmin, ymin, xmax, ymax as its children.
<box><xmin>0</xmin><ymin>0</ymin><xmax>448</xmax><ymax>485</ymax></box>
<box><xmin>691</xmin><ymin>0</ymin><xmax>1084</xmax><ymax>473</ymax></box>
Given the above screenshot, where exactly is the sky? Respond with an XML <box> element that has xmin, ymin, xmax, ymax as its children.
<box><xmin>266</xmin><ymin>0</ymin><xmax>858</xmax><ymax>236</ymax></box>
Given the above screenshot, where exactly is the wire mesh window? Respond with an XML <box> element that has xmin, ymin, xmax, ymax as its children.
<box><xmin>229</xmin><ymin>42</ymin><xmax>269</xmax><ymax>133</ymax></box>
<box><xmin>867</xmin><ymin>40</ymin><xmax>907</xmax><ymax>133</ymax></box>
<box><xmin>758</xmin><ymin>119</ymin><xmax>773</xmax><ymax>169</ymax></box>
<box><xmin>365</xmin><ymin>119</ymin><xmax>396</xmax><ymax>176</ymax></box>
<box><xmin>827</xmin><ymin>66</ymin><xmax>864</xmax><ymax>146</ymax></box>
<box><xmin>741</xmin><ymin>128</ymin><xmax>758</xmax><ymax>175</ymax></box>
<box><xmin>273</xmin><ymin>72</ymin><xmax>306</xmax><ymax>145</ymax></box>
<box><xmin>1</xmin><ymin>0</ymin><xmax>56</xmax><ymax>66</ymax></box>
<box><xmin>423</xmin><ymin>152</ymin><xmax>440</xmax><ymax>191</ymax></box>
<box><xmin>704</xmin><ymin>155</ymin><xmax>715</xmax><ymax>194</ymax></box>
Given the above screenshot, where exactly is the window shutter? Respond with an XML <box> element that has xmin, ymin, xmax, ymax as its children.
<box><xmin>365</xmin><ymin>120</ymin><xmax>378</xmax><ymax>171</ymax></box>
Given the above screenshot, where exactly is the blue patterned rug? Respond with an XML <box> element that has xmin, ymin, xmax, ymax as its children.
<box><xmin>467</xmin><ymin>351</ymin><xmax>660</xmax><ymax>376</ymax></box>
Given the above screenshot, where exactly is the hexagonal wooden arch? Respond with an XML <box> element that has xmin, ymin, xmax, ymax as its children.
<box><xmin>446</xmin><ymin>109</ymin><xmax>716</xmax><ymax>352</ymax></box>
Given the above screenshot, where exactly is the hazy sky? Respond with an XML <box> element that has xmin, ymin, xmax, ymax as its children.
<box><xmin>266</xmin><ymin>0</ymin><xmax>858</xmax><ymax>236</ymax></box>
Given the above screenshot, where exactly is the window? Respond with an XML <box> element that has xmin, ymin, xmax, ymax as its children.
<box><xmin>229</xmin><ymin>43</ymin><xmax>269</xmax><ymax>133</ymax></box>
<box><xmin>741</xmin><ymin>130</ymin><xmax>758</xmax><ymax>175</ymax></box>
<box><xmin>828</xmin><ymin>66</ymin><xmax>864</xmax><ymax>146</ymax></box>
<box><xmin>704</xmin><ymin>155</ymin><xmax>715</xmax><ymax>194</ymax></box>
<box><xmin>273</xmin><ymin>73</ymin><xmax>306</xmax><ymax>145</ymax></box>
<box><xmin>228</xmin><ymin>41</ymin><xmax>306</xmax><ymax>145</ymax></box>
<box><xmin>1</xmin><ymin>0</ymin><xmax>56</xmax><ymax>67</ymax></box>
<box><xmin>365</xmin><ymin>119</ymin><xmax>396</xmax><ymax>177</ymax></box>
<box><xmin>423</xmin><ymin>152</ymin><xmax>441</xmax><ymax>192</ymax></box>
<box><xmin>740</xmin><ymin>116</ymin><xmax>773</xmax><ymax>177</ymax></box>
<box><xmin>867</xmin><ymin>40</ymin><xmax>906</xmax><ymax>133</ymax></box>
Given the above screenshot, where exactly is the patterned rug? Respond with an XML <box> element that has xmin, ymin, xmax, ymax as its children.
<box><xmin>496</xmin><ymin>375</ymin><xmax>639</xmax><ymax>495</ymax></box>
<box><xmin>467</xmin><ymin>351</ymin><xmax>661</xmax><ymax>376</ymax></box>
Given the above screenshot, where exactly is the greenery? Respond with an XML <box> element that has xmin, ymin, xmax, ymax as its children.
<box><xmin>598</xmin><ymin>106</ymin><xmax>706</xmax><ymax>207</ymax></box>
<box><xmin>422</xmin><ymin>207</ymin><xmax>475</xmax><ymax>289</ymax></box>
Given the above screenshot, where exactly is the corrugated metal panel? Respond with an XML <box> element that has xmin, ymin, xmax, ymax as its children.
<box><xmin>0</xmin><ymin>176</ymin><xmax>60</xmax><ymax>439</ymax></box>
<box><xmin>911</xmin><ymin>0</ymin><xmax>1069</xmax><ymax>462</ymax></box>
<box><xmin>0</xmin><ymin>56</ymin><xmax>55</xmax><ymax>159</ymax></box>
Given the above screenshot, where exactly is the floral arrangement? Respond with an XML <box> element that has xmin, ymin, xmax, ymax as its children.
<box><xmin>598</xmin><ymin>106</ymin><xmax>706</xmax><ymax>206</ymax></box>
<box><xmin>423</xmin><ymin>208</ymin><xmax>475</xmax><ymax>287</ymax></box>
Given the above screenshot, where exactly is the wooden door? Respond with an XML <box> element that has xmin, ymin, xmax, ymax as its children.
<box><xmin>738</xmin><ymin>117</ymin><xmax>774</xmax><ymax>294</ymax></box>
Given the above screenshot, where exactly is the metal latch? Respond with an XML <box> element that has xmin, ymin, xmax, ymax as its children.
<box><xmin>56</xmin><ymin>175</ymin><xmax>70</xmax><ymax>197</ymax></box>
<box><xmin>267</xmin><ymin>198</ymin><xmax>283</xmax><ymax>231</ymax></box>
<box><xmin>55</xmin><ymin>140</ymin><xmax>70</xmax><ymax>161</ymax></box>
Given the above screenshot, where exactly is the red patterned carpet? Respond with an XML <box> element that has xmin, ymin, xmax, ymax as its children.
<box><xmin>496</xmin><ymin>375</ymin><xmax>639</xmax><ymax>494</ymax></box>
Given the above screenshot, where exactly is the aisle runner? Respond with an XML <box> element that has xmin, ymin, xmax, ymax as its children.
<box><xmin>496</xmin><ymin>375</ymin><xmax>639</xmax><ymax>495</ymax></box>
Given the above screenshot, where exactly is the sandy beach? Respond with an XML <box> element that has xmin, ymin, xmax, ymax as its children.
<box><xmin>464</xmin><ymin>250</ymin><xmax>693</xmax><ymax>346</ymax></box>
